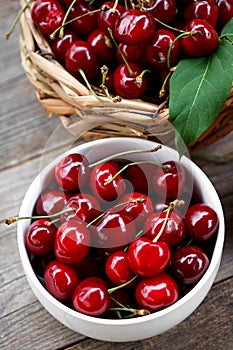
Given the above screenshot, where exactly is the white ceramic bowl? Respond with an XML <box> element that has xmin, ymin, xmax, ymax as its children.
<box><xmin>17</xmin><ymin>137</ymin><xmax>225</xmax><ymax>342</ymax></box>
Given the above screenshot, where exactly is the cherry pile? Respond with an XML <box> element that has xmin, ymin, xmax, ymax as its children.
<box><xmin>29</xmin><ymin>0</ymin><xmax>232</xmax><ymax>101</ymax></box>
<box><xmin>7</xmin><ymin>144</ymin><xmax>219</xmax><ymax>318</ymax></box>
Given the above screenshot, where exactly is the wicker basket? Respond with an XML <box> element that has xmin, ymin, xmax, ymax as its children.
<box><xmin>19</xmin><ymin>0</ymin><xmax>233</xmax><ymax>151</ymax></box>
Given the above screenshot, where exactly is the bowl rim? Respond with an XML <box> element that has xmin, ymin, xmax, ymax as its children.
<box><xmin>17</xmin><ymin>137</ymin><xmax>225</xmax><ymax>326</ymax></box>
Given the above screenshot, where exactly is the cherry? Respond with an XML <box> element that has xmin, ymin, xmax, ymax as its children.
<box><xmin>180</xmin><ymin>19</ymin><xmax>219</xmax><ymax>57</ymax></box>
<box><xmin>120</xmin><ymin>192</ymin><xmax>154</xmax><ymax>226</ymax></box>
<box><xmin>44</xmin><ymin>260</ymin><xmax>79</xmax><ymax>302</ymax></box>
<box><xmin>125</xmin><ymin>162</ymin><xmax>157</xmax><ymax>194</ymax></box>
<box><xmin>184</xmin><ymin>0</ymin><xmax>219</xmax><ymax>28</ymax></box>
<box><xmin>90</xmin><ymin>160</ymin><xmax>126</xmax><ymax>202</ymax></box>
<box><xmin>54</xmin><ymin>153</ymin><xmax>90</xmax><ymax>192</ymax></box>
<box><xmin>128</xmin><ymin>237</ymin><xmax>171</xmax><ymax>277</ymax></box>
<box><xmin>143</xmin><ymin>0</ymin><xmax>177</xmax><ymax>24</ymax></box>
<box><xmin>25</xmin><ymin>219</ymin><xmax>57</xmax><ymax>256</ymax></box>
<box><xmin>65</xmin><ymin>40</ymin><xmax>99</xmax><ymax>81</ymax></box>
<box><xmin>171</xmin><ymin>245</ymin><xmax>209</xmax><ymax>284</ymax></box>
<box><xmin>87</xmin><ymin>28</ymin><xmax>115</xmax><ymax>64</ymax></box>
<box><xmin>35</xmin><ymin>189</ymin><xmax>70</xmax><ymax>216</ymax></box>
<box><xmin>217</xmin><ymin>0</ymin><xmax>233</xmax><ymax>30</ymax></box>
<box><xmin>105</xmin><ymin>251</ymin><xmax>134</xmax><ymax>285</ymax></box>
<box><xmin>146</xmin><ymin>29</ymin><xmax>180</xmax><ymax>69</ymax></box>
<box><xmin>91</xmin><ymin>211</ymin><xmax>136</xmax><ymax>250</ymax></box>
<box><xmin>135</xmin><ymin>273</ymin><xmax>179</xmax><ymax>311</ymax></box>
<box><xmin>144</xmin><ymin>211</ymin><xmax>186</xmax><ymax>246</ymax></box>
<box><xmin>113</xmin><ymin>63</ymin><xmax>148</xmax><ymax>99</ymax></box>
<box><xmin>68</xmin><ymin>0</ymin><xmax>98</xmax><ymax>37</ymax></box>
<box><xmin>51</xmin><ymin>29</ymin><xmax>79</xmax><ymax>65</ymax></box>
<box><xmin>114</xmin><ymin>9</ymin><xmax>156</xmax><ymax>45</ymax></box>
<box><xmin>54</xmin><ymin>220</ymin><xmax>90</xmax><ymax>264</ymax></box>
<box><xmin>31</xmin><ymin>0</ymin><xmax>65</xmax><ymax>37</ymax></box>
<box><xmin>152</xmin><ymin>160</ymin><xmax>186</xmax><ymax>200</ymax></box>
<box><xmin>72</xmin><ymin>277</ymin><xmax>110</xmax><ymax>316</ymax></box>
<box><xmin>74</xmin><ymin>255</ymin><xmax>102</xmax><ymax>280</ymax></box>
<box><xmin>61</xmin><ymin>192</ymin><xmax>101</xmax><ymax>224</ymax></box>
<box><xmin>116</xmin><ymin>42</ymin><xmax>148</xmax><ymax>65</ymax></box>
<box><xmin>184</xmin><ymin>203</ymin><xmax>218</xmax><ymax>241</ymax></box>
<box><xmin>98</xmin><ymin>1</ymin><xmax>125</xmax><ymax>32</ymax></box>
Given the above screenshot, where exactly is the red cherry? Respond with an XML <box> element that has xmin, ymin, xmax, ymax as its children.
<box><xmin>87</xmin><ymin>28</ymin><xmax>115</xmax><ymax>64</ymax></box>
<box><xmin>54</xmin><ymin>220</ymin><xmax>90</xmax><ymax>264</ymax></box>
<box><xmin>171</xmin><ymin>245</ymin><xmax>209</xmax><ymax>284</ymax></box>
<box><xmin>25</xmin><ymin>219</ymin><xmax>57</xmax><ymax>256</ymax></box>
<box><xmin>180</xmin><ymin>19</ymin><xmax>219</xmax><ymax>57</ymax></box>
<box><xmin>31</xmin><ymin>0</ymin><xmax>65</xmax><ymax>37</ymax></box>
<box><xmin>44</xmin><ymin>260</ymin><xmax>80</xmax><ymax>302</ymax></box>
<box><xmin>116</xmin><ymin>42</ymin><xmax>148</xmax><ymax>65</ymax></box>
<box><xmin>61</xmin><ymin>193</ymin><xmax>101</xmax><ymax>224</ymax></box>
<box><xmin>144</xmin><ymin>0</ymin><xmax>177</xmax><ymax>24</ymax></box>
<box><xmin>146</xmin><ymin>29</ymin><xmax>180</xmax><ymax>69</ymax></box>
<box><xmin>35</xmin><ymin>189</ymin><xmax>70</xmax><ymax>216</ymax></box>
<box><xmin>98</xmin><ymin>2</ymin><xmax>125</xmax><ymax>32</ymax></box>
<box><xmin>128</xmin><ymin>237</ymin><xmax>171</xmax><ymax>277</ymax></box>
<box><xmin>217</xmin><ymin>0</ymin><xmax>233</xmax><ymax>30</ymax></box>
<box><xmin>68</xmin><ymin>0</ymin><xmax>98</xmax><ymax>36</ymax></box>
<box><xmin>184</xmin><ymin>203</ymin><xmax>218</xmax><ymax>241</ymax></box>
<box><xmin>51</xmin><ymin>29</ymin><xmax>79</xmax><ymax>65</ymax></box>
<box><xmin>105</xmin><ymin>251</ymin><xmax>134</xmax><ymax>285</ymax></box>
<box><xmin>125</xmin><ymin>162</ymin><xmax>157</xmax><ymax>194</ymax></box>
<box><xmin>74</xmin><ymin>255</ymin><xmax>102</xmax><ymax>280</ymax></box>
<box><xmin>65</xmin><ymin>41</ymin><xmax>99</xmax><ymax>81</ymax></box>
<box><xmin>114</xmin><ymin>9</ymin><xmax>156</xmax><ymax>45</ymax></box>
<box><xmin>72</xmin><ymin>277</ymin><xmax>110</xmax><ymax>316</ymax></box>
<box><xmin>90</xmin><ymin>160</ymin><xmax>126</xmax><ymax>202</ymax></box>
<box><xmin>135</xmin><ymin>273</ymin><xmax>179</xmax><ymax>311</ymax></box>
<box><xmin>91</xmin><ymin>211</ymin><xmax>136</xmax><ymax>250</ymax></box>
<box><xmin>152</xmin><ymin>161</ymin><xmax>186</xmax><ymax>200</ymax></box>
<box><xmin>184</xmin><ymin>0</ymin><xmax>219</xmax><ymax>28</ymax></box>
<box><xmin>144</xmin><ymin>211</ymin><xmax>186</xmax><ymax>246</ymax></box>
<box><xmin>113</xmin><ymin>63</ymin><xmax>148</xmax><ymax>99</ymax></box>
<box><xmin>54</xmin><ymin>153</ymin><xmax>90</xmax><ymax>192</ymax></box>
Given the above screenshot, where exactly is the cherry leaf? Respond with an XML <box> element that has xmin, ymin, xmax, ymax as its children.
<box><xmin>221</xmin><ymin>18</ymin><xmax>233</xmax><ymax>42</ymax></box>
<box><xmin>169</xmin><ymin>39</ymin><xmax>233</xmax><ymax>155</ymax></box>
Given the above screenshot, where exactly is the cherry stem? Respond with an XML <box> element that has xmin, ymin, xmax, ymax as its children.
<box><xmin>152</xmin><ymin>199</ymin><xmax>185</xmax><ymax>242</ymax></box>
<box><xmin>154</xmin><ymin>17</ymin><xmax>185</xmax><ymax>34</ymax></box>
<box><xmin>59</xmin><ymin>0</ymin><xmax>77</xmax><ymax>39</ymax></box>
<box><xmin>5</xmin><ymin>0</ymin><xmax>34</xmax><ymax>40</ymax></box>
<box><xmin>104</xmin><ymin>160</ymin><xmax>167</xmax><ymax>186</ymax></box>
<box><xmin>5</xmin><ymin>207</ymin><xmax>75</xmax><ymax>225</ymax></box>
<box><xmin>111</xmin><ymin>0</ymin><xmax>119</xmax><ymax>13</ymax></box>
<box><xmin>89</xmin><ymin>144</ymin><xmax>162</xmax><ymax>168</ymax></box>
<box><xmin>108</xmin><ymin>28</ymin><xmax>134</xmax><ymax>76</ymax></box>
<box><xmin>135</xmin><ymin>69</ymin><xmax>151</xmax><ymax>87</ymax></box>
<box><xmin>109</xmin><ymin>297</ymin><xmax>150</xmax><ymax>318</ymax></box>
<box><xmin>100</xmin><ymin>65</ymin><xmax>121</xmax><ymax>103</ymax></box>
<box><xmin>159</xmin><ymin>71</ymin><xmax>173</xmax><ymax>99</ymax></box>
<box><xmin>108</xmin><ymin>275</ymin><xmax>138</xmax><ymax>294</ymax></box>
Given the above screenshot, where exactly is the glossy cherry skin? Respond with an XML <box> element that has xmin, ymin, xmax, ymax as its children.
<box><xmin>26</xmin><ymin>219</ymin><xmax>57</xmax><ymax>256</ymax></box>
<box><xmin>125</xmin><ymin>162</ymin><xmax>157</xmax><ymax>194</ymax></box>
<box><xmin>184</xmin><ymin>0</ymin><xmax>219</xmax><ymax>28</ymax></box>
<box><xmin>91</xmin><ymin>211</ymin><xmax>136</xmax><ymax>250</ymax></box>
<box><xmin>87</xmin><ymin>28</ymin><xmax>115</xmax><ymax>64</ymax></box>
<box><xmin>116</xmin><ymin>42</ymin><xmax>148</xmax><ymax>65</ymax></box>
<box><xmin>144</xmin><ymin>0</ymin><xmax>177</xmax><ymax>24</ymax></box>
<box><xmin>144</xmin><ymin>211</ymin><xmax>186</xmax><ymax>246</ymax></box>
<box><xmin>217</xmin><ymin>0</ymin><xmax>233</xmax><ymax>30</ymax></box>
<box><xmin>68</xmin><ymin>0</ymin><xmax>98</xmax><ymax>36</ymax></box>
<box><xmin>54</xmin><ymin>220</ymin><xmax>90</xmax><ymax>264</ymax></box>
<box><xmin>114</xmin><ymin>9</ymin><xmax>156</xmax><ymax>45</ymax></box>
<box><xmin>128</xmin><ymin>237</ymin><xmax>171</xmax><ymax>277</ymax></box>
<box><xmin>184</xmin><ymin>203</ymin><xmax>218</xmax><ymax>241</ymax></box>
<box><xmin>65</xmin><ymin>41</ymin><xmax>99</xmax><ymax>81</ymax></box>
<box><xmin>90</xmin><ymin>160</ymin><xmax>126</xmax><ymax>202</ymax></box>
<box><xmin>98</xmin><ymin>1</ymin><xmax>125</xmax><ymax>32</ymax></box>
<box><xmin>44</xmin><ymin>260</ymin><xmax>79</xmax><ymax>302</ymax></box>
<box><xmin>120</xmin><ymin>192</ymin><xmax>154</xmax><ymax>226</ymax></box>
<box><xmin>105</xmin><ymin>251</ymin><xmax>134</xmax><ymax>285</ymax></box>
<box><xmin>54</xmin><ymin>153</ymin><xmax>90</xmax><ymax>192</ymax></box>
<box><xmin>31</xmin><ymin>0</ymin><xmax>65</xmax><ymax>37</ymax></box>
<box><xmin>35</xmin><ymin>189</ymin><xmax>70</xmax><ymax>216</ymax></box>
<box><xmin>135</xmin><ymin>273</ymin><xmax>179</xmax><ymax>311</ymax></box>
<box><xmin>114</xmin><ymin>63</ymin><xmax>148</xmax><ymax>99</ymax></box>
<box><xmin>152</xmin><ymin>161</ymin><xmax>186</xmax><ymax>200</ymax></box>
<box><xmin>171</xmin><ymin>245</ymin><xmax>209</xmax><ymax>284</ymax></box>
<box><xmin>51</xmin><ymin>30</ymin><xmax>79</xmax><ymax>65</ymax></box>
<box><xmin>180</xmin><ymin>19</ymin><xmax>219</xmax><ymax>57</ymax></box>
<box><xmin>61</xmin><ymin>193</ymin><xmax>101</xmax><ymax>224</ymax></box>
<box><xmin>72</xmin><ymin>277</ymin><xmax>110</xmax><ymax>316</ymax></box>
<box><xmin>146</xmin><ymin>29</ymin><xmax>180</xmax><ymax>69</ymax></box>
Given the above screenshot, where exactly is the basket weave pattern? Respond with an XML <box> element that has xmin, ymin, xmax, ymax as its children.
<box><xmin>19</xmin><ymin>0</ymin><xmax>233</xmax><ymax>151</ymax></box>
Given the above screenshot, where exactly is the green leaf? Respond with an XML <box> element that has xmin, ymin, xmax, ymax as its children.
<box><xmin>169</xmin><ymin>39</ymin><xmax>233</xmax><ymax>155</ymax></box>
<box><xmin>221</xmin><ymin>18</ymin><xmax>233</xmax><ymax>42</ymax></box>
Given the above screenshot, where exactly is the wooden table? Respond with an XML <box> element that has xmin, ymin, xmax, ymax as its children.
<box><xmin>1</xmin><ymin>2</ymin><xmax>233</xmax><ymax>349</ymax></box>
